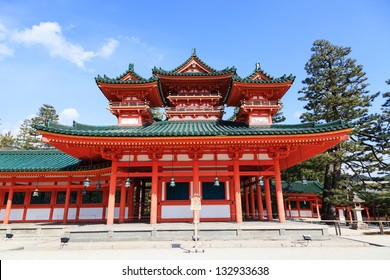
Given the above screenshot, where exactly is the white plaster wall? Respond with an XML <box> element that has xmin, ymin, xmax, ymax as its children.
<box><xmin>67</xmin><ymin>208</ymin><xmax>77</xmax><ymax>220</ymax></box>
<box><xmin>200</xmin><ymin>205</ymin><xmax>230</xmax><ymax>218</ymax></box>
<box><xmin>0</xmin><ymin>209</ymin><xmax>24</xmax><ymax>220</ymax></box>
<box><xmin>79</xmin><ymin>208</ymin><xmax>102</xmax><ymax>220</ymax></box>
<box><xmin>26</xmin><ymin>209</ymin><xmax>50</xmax><ymax>220</ymax></box>
<box><xmin>161</xmin><ymin>205</ymin><xmax>192</xmax><ymax>219</ymax></box>
<box><xmin>52</xmin><ymin>208</ymin><xmax>64</xmax><ymax>220</ymax></box>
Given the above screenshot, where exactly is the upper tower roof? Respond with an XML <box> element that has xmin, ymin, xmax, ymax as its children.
<box><xmin>152</xmin><ymin>48</ymin><xmax>236</xmax><ymax>76</ymax></box>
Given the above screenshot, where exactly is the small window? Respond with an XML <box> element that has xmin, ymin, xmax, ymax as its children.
<box><xmin>82</xmin><ymin>191</ymin><xmax>103</xmax><ymax>204</ymax></box>
<box><xmin>290</xmin><ymin>201</ymin><xmax>297</xmax><ymax>209</ymax></box>
<box><xmin>202</xmin><ymin>182</ymin><xmax>225</xmax><ymax>200</ymax></box>
<box><xmin>30</xmin><ymin>191</ymin><xmax>52</xmax><ymax>205</ymax></box>
<box><xmin>3</xmin><ymin>192</ymin><xmax>26</xmax><ymax>205</ymax></box>
<box><xmin>300</xmin><ymin>201</ymin><xmax>311</xmax><ymax>209</ymax></box>
<box><xmin>166</xmin><ymin>182</ymin><xmax>189</xmax><ymax>200</ymax></box>
<box><xmin>56</xmin><ymin>191</ymin><xmax>77</xmax><ymax>204</ymax></box>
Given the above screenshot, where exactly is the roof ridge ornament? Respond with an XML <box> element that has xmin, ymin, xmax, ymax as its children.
<box><xmin>192</xmin><ymin>48</ymin><xmax>196</xmax><ymax>56</ymax></box>
<box><xmin>255</xmin><ymin>62</ymin><xmax>261</xmax><ymax>70</ymax></box>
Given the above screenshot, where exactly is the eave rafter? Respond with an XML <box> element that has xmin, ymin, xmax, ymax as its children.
<box><xmin>39</xmin><ymin>128</ymin><xmax>351</xmax><ymax>161</ymax></box>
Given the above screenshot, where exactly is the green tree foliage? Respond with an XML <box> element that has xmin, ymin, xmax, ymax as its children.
<box><xmin>298</xmin><ymin>39</ymin><xmax>378</xmax><ymax>219</ymax></box>
<box><xmin>349</xmin><ymin>79</ymin><xmax>390</xmax><ymax>217</ymax></box>
<box><xmin>16</xmin><ymin>104</ymin><xmax>60</xmax><ymax>150</ymax></box>
<box><xmin>272</xmin><ymin>101</ymin><xmax>286</xmax><ymax>123</ymax></box>
<box><xmin>16</xmin><ymin>119</ymin><xmax>38</xmax><ymax>149</ymax></box>
<box><xmin>0</xmin><ymin>131</ymin><xmax>16</xmax><ymax>150</ymax></box>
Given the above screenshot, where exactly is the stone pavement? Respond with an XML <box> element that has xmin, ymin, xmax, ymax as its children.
<box><xmin>0</xmin><ymin>221</ymin><xmax>389</xmax><ymax>260</ymax></box>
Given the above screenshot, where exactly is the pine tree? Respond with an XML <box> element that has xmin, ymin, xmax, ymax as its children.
<box><xmin>31</xmin><ymin>104</ymin><xmax>59</xmax><ymax>149</ymax></box>
<box><xmin>353</xmin><ymin>79</ymin><xmax>390</xmax><ymax>218</ymax></box>
<box><xmin>16</xmin><ymin>104</ymin><xmax>60</xmax><ymax>150</ymax></box>
<box><xmin>298</xmin><ymin>39</ymin><xmax>378</xmax><ymax>219</ymax></box>
<box><xmin>272</xmin><ymin>101</ymin><xmax>286</xmax><ymax>123</ymax></box>
<box><xmin>16</xmin><ymin>119</ymin><xmax>38</xmax><ymax>149</ymax></box>
<box><xmin>0</xmin><ymin>131</ymin><xmax>16</xmax><ymax>150</ymax></box>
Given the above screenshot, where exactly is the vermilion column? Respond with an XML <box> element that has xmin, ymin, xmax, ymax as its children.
<box><xmin>63</xmin><ymin>177</ymin><xmax>71</xmax><ymax>224</ymax></box>
<box><xmin>119</xmin><ymin>179</ymin><xmax>126</xmax><ymax>223</ymax></box>
<box><xmin>250</xmin><ymin>184</ymin><xmax>255</xmax><ymax>218</ymax></box>
<box><xmin>256</xmin><ymin>180</ymin><xmax>264</xmax><ymax>220</ymax></box>
<box><xmin>264</xmin><ymin>178</ymin><xmax>273</xmax><ymax>221</ymax></box>
<box><xmin>244</xmin><ymin>187</ymin><xmax>250</xmax><ymax>219</ymax></box>
<box><xmin>128</xmin><ymin>181</ymin><xmax>134</xmax><ymax>221</ymax></box>
<box><xmin>150</xmin><ymin>158</ymin><xmax>158</xmax><ymax>224</ymax></box>
<box><xmin>192</xmin><ymin>157</ymin><xmax>200</xmax><ymax>223</ymax></box>
<box><xmin>3</xmin><ymin>185</ymin><xmax>14</xmax><ymax>224</ymax></box>
<box><xmin>315</xmin><ymin>198</ymin><xmax>321</xmax><ymax>219</ymax></box>
<box><xmin>106</xmin><ymin>160</ymin><xmax>118</xmax><ymax>225</ymax></box>
<box><xmin>274</xmin><ymin>158</ymin><xmax>286</xmax><ymax>223</ymax></box>
<box><xmin>233</xmin><ymin>158</ymin><xmax>243</xmax><ymax>223</ymax></box>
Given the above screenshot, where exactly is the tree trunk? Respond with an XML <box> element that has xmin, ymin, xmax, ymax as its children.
<box><xmin>321</xmin><ymin>163</ymin><xmax>336</xmax><ymax>220</ymax></box>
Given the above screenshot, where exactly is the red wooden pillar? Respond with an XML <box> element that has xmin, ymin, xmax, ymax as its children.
<box><xmin>107</xmin><ymin>160</ymin><xmax>118</xmax><ymax>225</ymax></box>
<box><xmin>365</xmin><ymin>207</ymin><xmax>370</xmax><ymax>221</ymax></box>
<box><xmin>119</xmin><ymin>179</ymin><xmax>126</xmax><ymax>223</ymax></box>
<box><xmin>3</xmin><ymin>183</ymin><xmax>14</xmax><ymax>224</ymax></box>
<box><xmin>274</xmin><ymin>158</ymin><xmax>286</xmax><ymax>223</ymax></box>
<box><xmin>264</xmin><ymin>178</ymin><xmax>273</xmax><ymax>221</ymax></box>
<box><xmin>287</xmin><ymin>196</ymin><xmax>292</xmax><ymax>219</ymax></box>
<box><xmin>150</xmin><ymin>158</ymin><xmax>158</xmax><ymax>224</ymax></box>
<box><xmin>63</xmin><ymin>177</ymin><xmax>71</xmax><ymax>223</ymax></box>
<box><xmin>250</xmin><ymin>184</ymin><xmax>255</xmax><ymax>218</ymax></box>
<box><xmin>256</xmin><ymin>179</ymin><xmax>264</xmax><ymax>220</ymax></box>
<box><xmin>128</xmin><ymin>181</ymin><xmax>134</xmax><ymax>221</ymax></box>
<box><xmin>315</xmin><ymin>197</ymin><xmax>321</xmax><ymax>219</ymax></box>
<box><xmin>192</xmin><ymin>157</ymin><xmax>200</xmax><ymax>223</ymax></box>
<box><xmin>233</xmin><ymin>157</ymin><xmax>243</xmax><ymax>223</ymax></box>
<box><xmin>244</xmin><ymin>186</ymin><xmax>250</xmax><ymax>219</ymax></box>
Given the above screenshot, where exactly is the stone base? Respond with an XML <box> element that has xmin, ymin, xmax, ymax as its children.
<box><xmin>349</xmin><ymin>222</ymin><xmax>368</xmax><ymax>230</ymax></box>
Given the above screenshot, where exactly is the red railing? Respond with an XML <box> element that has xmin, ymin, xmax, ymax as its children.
<box><xmin>109</xmin><ymin>101</ymin><xmax>149</xmax><ymax>107</ymax></box>
<box><xmin>165</xmin><ymin>106</ymin><xmax>224</xmax><ymax>112</ymax></box>
<box><xmin>241</xmin><ymin>100</ymin><xmax>279</xmax><ymax>106</ymax></box>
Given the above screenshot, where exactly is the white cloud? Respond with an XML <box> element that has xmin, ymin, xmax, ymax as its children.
<box><xmin>131</xmin><ymin>36</ymin><xmax>140</xmax><ymax>44</ymax></box>
<box><xmin>98</xmin><ymin>38</ymin><xmax>119</xmax><ymax>58</ymax></box>
<box><xmin>0</xmin><ymin>23</ymin><xmax>14</xmax><ymax>58</ymax></box>
<box><xmin>11</xmin><ymin>22</ymin><xmax>118</xmax><ymax>68</ymax></box>
<box><xmin>0</xmin><ymin>43</ymin><xmax>13</xmax><ymax>57</ymax></box>
<box><xmin>294</xmin><ymin>111</ymin><xmax>302</xmax><ymax>119</ymax></box>
<box><xmin>60</xmin><ymin>108</ymin><xmax>80</xmax><ymax>125</ymax></box>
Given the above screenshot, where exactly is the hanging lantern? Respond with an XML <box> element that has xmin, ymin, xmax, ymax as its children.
<box><xmin>170</xmin><ymin>177</ymin><xmax>176</xmax><ymax>187</ymax></box>
<box><xmin>214</xmin><ymin>177</ymin><xmax>220</xmax><ymax>187</ymax></box>
<box><xmin>258</xmin><ymin>176</ymin><xmax>264</xmax><ymax>187</ymax></box>
<box><xmin>125</xmin><ymin>177</ymin><xmax>131</xmax><ymax>188</ymax></box>
<box><xmin>83</xmin><ymin>177</ymin><xmax>90</xmax><ymax>188</ymax></box>
<box><xmin>32</xmin><ymin>188</ymin><xmax>39</xmax><ymax>197</ymax></box>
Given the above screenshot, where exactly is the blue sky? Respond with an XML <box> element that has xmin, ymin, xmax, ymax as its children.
<box><xmin>0</xmin><ymin>0</ymin><xmax>389</xmax><ymax>135</ymax></box>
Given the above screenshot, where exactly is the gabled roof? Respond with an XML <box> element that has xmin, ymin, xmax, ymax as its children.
<box><xmin>152</xmin><ymin>49</ymin><xmax>236</xmax><ymax>77</ymax></box>
<box><xmin>242</xmin><ymin>63</ymin><xmax>295</xmax><ymax>83</ymax></box>
<box><xmin>0</xmin><ymin>150</ymin><xmax>110</xmax><ymax>172</ymax></box>
<box><xmin>95</xmin><ymin>63</ymin><xmax>159</xmax><ymax>84</ymax></box>
<box><xmin>282</xmin><ymin>180</ymin><xmax>324</xmax><ymax>194</ymax></box>
<box><xmin>35</xmin><ymin>119</ymin><xmax>352</xmax><ymax>137</ymax></box>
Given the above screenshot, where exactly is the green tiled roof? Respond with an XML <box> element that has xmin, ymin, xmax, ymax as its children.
<box><xmin>282</xmin><ymin>180</ymin><xmax>324</xmax><ymax>194</ymax></box>
<box><xmin>95</xmin><ymin>63</ymin><xmax>159</xmax><ymax>84</ymax></box>
<box><xmin>232</xmin><ymin>73</ymin><xmax>295</xmax><ymax>84</ymax></box>
<box><xmin>152</xmin><ymin>49</ymin><xmax>236</xmax><ymax>76</ymax></box>
<box><xmin>0</xmin><ymin>150</ymin><xmax>109</xmax><ymax>172</ymax></box>
<box><xmin>35</xmin><ymin>119</ymin><xmax>352</xmax><ymax>137</ymax></box>
<box><xmin>95</xmin><ymin>74</ymin><xmax>159</xmax><ymax>84</ymax></box>
<box><xmin>152</xmin><ymin>66</ymin><xmax>236</xmax><ymax>76</ymax></box>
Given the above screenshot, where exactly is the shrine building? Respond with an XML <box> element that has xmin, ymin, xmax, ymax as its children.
<box><xmin>0</xmin><ymin>50</ymin><xmax>352</xmax><ymax>225</ymax></box>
